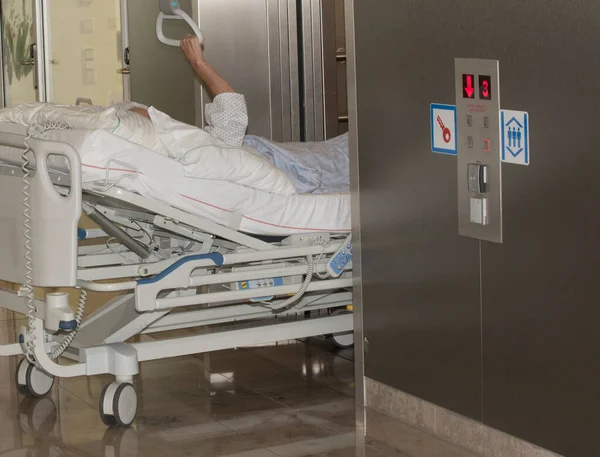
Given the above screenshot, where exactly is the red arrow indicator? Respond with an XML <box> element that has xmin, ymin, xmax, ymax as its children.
<box><xmin>463</xmin><ymin>74</ymin><xmax>475</xmax><ymax>99</ymax></box>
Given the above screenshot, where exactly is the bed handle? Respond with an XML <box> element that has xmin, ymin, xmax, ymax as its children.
<box><xmin>22</xmin><ymin>138</ymin><xmax>82</xmax><ymax>287</ymax></box>
<box><xmin>156</xmin><ymin>9</ymin><xmax>204</xmax><ymax>47</ymax></box>
<box><xmin>28</xmin><ymin>137</ymin><xmax>82</xmax><ymax>209</ymax></box>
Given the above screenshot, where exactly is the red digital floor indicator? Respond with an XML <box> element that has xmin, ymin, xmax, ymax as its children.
<box><xmin>437</xmin><ymin>115</ymin><xmax>452</xmax><ymax>143</ymax></box>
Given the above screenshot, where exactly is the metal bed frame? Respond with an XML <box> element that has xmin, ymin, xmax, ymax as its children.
<box><xmin>0</xmin><ymin>131</ymin><xmax>353</xmax><ymax>427</ymax></box>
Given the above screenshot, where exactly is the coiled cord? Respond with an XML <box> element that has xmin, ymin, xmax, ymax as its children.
<box><xmin>268</xmin><ymin>240</ymin><xmax>329</xmax><ymax>313</ymax></box>
<box><xmin>270</xmin><ymin>255</ymin><xmax>316</xmax><ymax>311</ymax></box>
<box><xmin>21</xmin><ymin>132</ymin><xmax>36</xmax><ymax>364</ymax></box>
<box><xmin>21</xmin><ymin>122</ymin><xmax>74</xmax><ymax>364</ymax></box>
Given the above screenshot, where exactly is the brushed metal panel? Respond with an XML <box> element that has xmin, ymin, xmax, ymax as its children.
<box><xmin>267</xmin><ymin>0</ymin><xmax>284</xmax><ymax>141</ymax></box>
<box><xmin>354</xmin><ymin>0</ymin><xmax>482</xmax><ymax>420</ymax></box>
<box><xmin>455</xmin><ymin>59</ymin><xmax>503</xmax><ymax>243</ymax></box>
<box><xmin>477</xmin><ymin>1</ymin><xmax>600</xmax><ymax>455</ymax></box>
<box><xmin>197</xmin><ymin>0</ymin><xmax>273</xmax><ymax>138</ymax></box>
<box><xmin>344</xmin><ymin>0</ymin><xmax>365</xmax><ymax>408</ymax></box>
<box><xmin>128</xmin><ymin>0</ymin><xmax>196</xmax><ymax>125</ymax></box>
<box><xmin>309</xmin><ymin>0</ymin><xmax>324</xmax><ymax>141</ymax></box>
<box><xmin>334</xmin><ymin>0</ymin><xmax>348</xmax><ymax>136</ymax></box>
<box><xmin>287</xmin><ymin>0</ymin><xmax>301</xmax><ymax>141</ymax></box>
<box><xmin>321</xmin><ymin>0</ymin><xmax>338</xmax><ymax>139</ymax></box>
<box><xmin>196</xmin><ymin>0</ymin><xmax>297</xmax><ymax>141</ymax></box>
<box><xmin>299</xmin><ymin>0</ymin><xmax>326</xmax><ymax>141</ymax></box>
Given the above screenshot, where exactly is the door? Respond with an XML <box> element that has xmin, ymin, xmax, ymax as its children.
<box><xmin>1</xmin><ymin>0</ymin><xmax>127</xmax><ymax>107</ymax></box>
<box><xmin>41</xmin><ymin>0</ymin><xmax>125</xmax><ymax>105</ymax></box>
<box><xmin>1</xmin><ymin>0</ymin><xmax>37</xmax><ymax>106</ymax></box>
<box><xmin>353</xmin><ymin>0</ymin><xmax>483</xmax><ymax>420</ymax></box>
<box><xmin>196</xmin><ymin>0</ymin><xmax>300</xmax><ymax>140</ymax></box>
<box><xmin>126</xmin><ymin>0</ymin><xmax>196</xmax><ymax>125</ymax></box>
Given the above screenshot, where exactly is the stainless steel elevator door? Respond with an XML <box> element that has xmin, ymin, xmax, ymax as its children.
<box><xmin>196</xmin><ymin>0</ymin><xmax>300</xmax><ymax>141</ymax></box>
<box><xmin>127</xmin><ymin>0</ymin><xmax>196</xmax><ymax>125</ymax></box>
<box><xmin>354</xmin><ymin>0</ymin><xmax>483</xmax><ymax>420</ymax></box>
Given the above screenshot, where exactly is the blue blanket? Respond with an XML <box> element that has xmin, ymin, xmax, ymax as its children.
<box><xmin>243</xmin><ymin>133</ymin><xmax>349</xmax><ymax>195</ymax></box>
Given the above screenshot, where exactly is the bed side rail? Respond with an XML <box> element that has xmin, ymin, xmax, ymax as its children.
<box><xmin>0</xmin><ymin>133</ymin><xmax>82</xmax><ymax>287</ymax></box>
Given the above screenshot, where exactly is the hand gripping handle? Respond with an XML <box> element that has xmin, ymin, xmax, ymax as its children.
<box><xmin>156</xmin><ymin>9</ymin><xmax>204</xmax><ymax>47</ymax></box>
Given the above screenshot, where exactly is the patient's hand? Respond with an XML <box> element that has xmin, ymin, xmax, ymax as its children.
<box><xmin>180</xmin><ymin>34</ymin><xmax>204</xmax><ymax>66</ymax></box>
<box><xmin>129</xmin><ymin>107</ymin><xmax>150</xmax><ymax>119</ymax></box>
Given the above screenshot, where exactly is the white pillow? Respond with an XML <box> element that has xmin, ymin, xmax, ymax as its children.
<box><xmin>0</xmin><ymin>102</ymin><xmax>169</xmax><ymax>157</ymax></box>
<box><xmin>148</xmin><ymin>107</ymin><xmax>296</xmax><ymax>196</ymax></box>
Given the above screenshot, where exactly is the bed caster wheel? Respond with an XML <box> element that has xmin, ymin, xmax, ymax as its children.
<box><xmin>328</xmin><ymin>309</ymin><xmax>354</xmax><ymax>349</ymax></box>
<box><xmin>100</xmin><ymin>382</ymin><xmax>138</xmax><ymax>428</ymax></box>
<box><xmin>329</xmin><ymin>331</ymin><xmax>354</xmax><ymax>349</ymax></box>
<box><xmin>16</xmin><ymin>359</ymin><xmax>55</xmax><ymax>398</ymax></box>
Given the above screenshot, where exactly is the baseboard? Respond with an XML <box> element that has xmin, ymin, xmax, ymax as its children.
<box><xmin>365</xmin><ymin>377</ymin><xmax>562</xmax><ymax>457</ymax></box>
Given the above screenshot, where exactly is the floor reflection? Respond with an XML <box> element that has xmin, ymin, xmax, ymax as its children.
<box><xmin>1</xmin><ymin>396</ymin><xmax>140</xmax><ymax>457</ymax></box>
<box><xmin>0</xmin><ymin>316</ymin><xmax>478</xmax><ymax>457</ymax></box>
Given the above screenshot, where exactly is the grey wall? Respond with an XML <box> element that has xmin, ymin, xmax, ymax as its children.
<box><xmin>353</xmin><ymin>1</ymin><xmax>600</xmax><ymax>456</ymax></box>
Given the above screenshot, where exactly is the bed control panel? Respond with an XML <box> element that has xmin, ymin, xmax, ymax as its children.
<box><xmin>235</xmin><ymin>277</ymin><xmax>284</xmax><ymax>302</ymax></box>
<box><xmin>282</xmin><ymin>233</ymin><xmax>330</xmax><ymax>247</ymax></box>
<box><xmin>232</xmin><ymin>265</ymin><xmax>302</xmax><ymax>302</ymax></box>
<box><xmin>455</xmin><ymin>58</ymin><xmax>503</xmax><ymax>243</ymax></box>
<box><xmin>327</xmin><ymin>234</ymin><xmax>353</xmax><ymax>278</ymax></box>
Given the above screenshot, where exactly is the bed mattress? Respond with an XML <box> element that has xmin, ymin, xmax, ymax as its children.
<box><xmin>0</xmin><ymin>123</ymin><xmax>351</xmax><ymax>236</ymax></box>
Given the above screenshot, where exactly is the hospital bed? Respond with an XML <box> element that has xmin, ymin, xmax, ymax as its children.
<box><xmin>0</xmin><ymin>116</ymin><xmax>353</xmax><ymax>427</ymax></box>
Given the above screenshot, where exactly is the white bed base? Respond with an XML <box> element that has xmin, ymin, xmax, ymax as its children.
<box><xmin>0</xmin><ymin>132</ymin><xmax>353</xmax><ymax>427</ymax></box>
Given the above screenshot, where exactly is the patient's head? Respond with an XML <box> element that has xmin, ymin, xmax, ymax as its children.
<box><xmin>128</xmin><ymin>107</ymin><xmax>150</xmax><ymax>119</ymax></box>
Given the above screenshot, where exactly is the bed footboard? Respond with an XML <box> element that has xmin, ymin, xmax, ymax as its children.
<box><xmin>0</xmin><ymin>133</ymin><xmax>81</xmax><ymax>287</ymax></box>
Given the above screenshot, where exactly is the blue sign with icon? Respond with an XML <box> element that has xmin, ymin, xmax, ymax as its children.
<box><xmin>501</xmin><ymin>110</ymin><xmax>530</xmax><ymax>166</ymax></box>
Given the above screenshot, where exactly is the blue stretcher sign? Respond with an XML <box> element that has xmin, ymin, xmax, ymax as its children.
<box><xmin>430</xmin><ymin>104</ymin><xmax>457</xmax><ymax>155</ymax></box>
<box><xmin>501</xmin><ymin>110</ymin><xmax>530</xmax><ymax>166</ymax></box>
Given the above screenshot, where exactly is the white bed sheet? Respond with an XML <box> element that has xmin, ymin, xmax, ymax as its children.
<box><xmin>0</xmin><ymin>124</ymin><xmax>351</xmax><ymax>236</ymax></box>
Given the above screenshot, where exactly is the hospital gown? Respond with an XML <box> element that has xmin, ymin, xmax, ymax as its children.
<box><xmin>204</xmin><ymin>93</ymin><xmax>350</xmax><ymax>195</ymax></box>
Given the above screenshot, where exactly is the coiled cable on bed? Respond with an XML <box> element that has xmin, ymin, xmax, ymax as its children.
<box><xmin>21</xmin><ymin>128</ymin><xmax>37</xmax><ymax>364</ymax></box>
<box><xmin>21</xmin><ymin>122</ymin><xmax>88</xmax><ymax>364</ymax></box>
<box><xmin>269</xmin><ymin>255</ymin><xmax>316</xmax><ymax>311</ymax></box>
<box><xmin>269</xmin><ymin>240</ymin><xmax>330</xmax><ymax>312</ymax></box>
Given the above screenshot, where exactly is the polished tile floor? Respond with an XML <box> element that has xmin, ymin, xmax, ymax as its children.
<box><xmin>0</xmin><ymin>314</ymin><xmax>480</xmax><ymax>457</ymax></box>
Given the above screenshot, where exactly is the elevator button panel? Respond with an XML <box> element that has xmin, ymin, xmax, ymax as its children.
<box><xmin>455</xmin><ymin>58</ymin><xmax>503</xmax><ymax>243</ymax></box>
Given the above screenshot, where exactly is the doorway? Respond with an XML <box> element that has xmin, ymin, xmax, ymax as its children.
<box><xmin>0</xmin><ymin>0</ymin><xmax>127</xmax><ymax>107</ymax></box>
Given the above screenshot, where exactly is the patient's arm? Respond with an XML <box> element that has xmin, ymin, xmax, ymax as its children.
<box><xmin>180</xmin><ymin>35</ymin><xmax>235</xmax><ymax>98</ymax></box>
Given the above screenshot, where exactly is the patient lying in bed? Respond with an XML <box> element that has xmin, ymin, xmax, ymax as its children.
<box><xmin>124</xmin><ymin>35</ymin><xmax>350</xmax><ymax>195</ymax></box>
<box><xmin>126</xmin><ymin>101</ymin><xmax>349</xmax><ymax>196</ymax></box>
<box><xmin>0</xmin><ymin>35</ymin><xmax>348</xmax><ymax>196</ymax></box>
